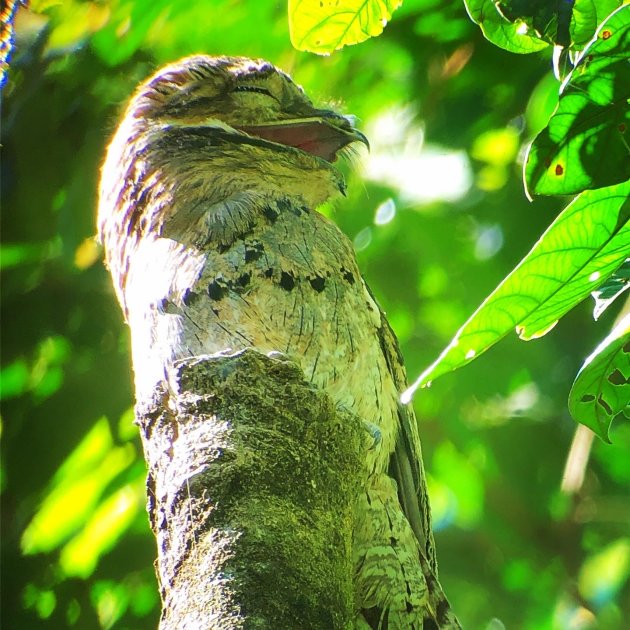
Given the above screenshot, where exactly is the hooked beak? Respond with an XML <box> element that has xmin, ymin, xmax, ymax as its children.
<box><xmin>237</xmin><ymin>111</ymin><xmax>369</xmax><ymax>163</ymax></box>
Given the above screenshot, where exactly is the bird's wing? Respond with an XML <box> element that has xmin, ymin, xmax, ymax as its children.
<box><xmin>377</xmin><ymin>309</ymin><xmax>465</xmax><ymax>628</ymax></box>
<box><xmin>375</xmin><ymin>310</ymin><xmax>437</xmax><ymax>573</ymax></box>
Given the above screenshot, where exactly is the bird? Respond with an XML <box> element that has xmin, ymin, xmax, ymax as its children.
<box><xmin>98</xmin><ymin>55</ymin><xmax>459</xmax><ymax>629</ymax></box>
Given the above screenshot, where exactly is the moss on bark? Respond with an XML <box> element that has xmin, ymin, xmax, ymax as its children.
<box><xmin>136</xmin><ymin>349</ymin><xmax>364</xmax><ymax>629</ymax></box>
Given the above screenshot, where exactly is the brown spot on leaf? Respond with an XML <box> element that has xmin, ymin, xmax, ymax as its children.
<box><xmin>555</xmin><ymin>164</ymin><xmax>564</xmax><ymax>176</ymax></box>
<box><xmin>602</xmin><ymin>29</ymin><xmax>611</xmax><ymax>39</ymax></box>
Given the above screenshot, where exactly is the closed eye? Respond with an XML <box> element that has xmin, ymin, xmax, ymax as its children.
<box><xmin>233</xmin><ymin>85</ymin><xmax>274</xmax><ymax>97</ymax></box>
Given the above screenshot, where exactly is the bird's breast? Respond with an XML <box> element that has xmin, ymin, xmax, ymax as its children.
<box><xmin>126</xmin><ymin>198</ymin><xmax>400</xmax><ymax>472</ymax></box>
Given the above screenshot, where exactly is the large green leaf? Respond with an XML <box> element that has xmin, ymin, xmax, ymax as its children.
<box><xmin>524</xmin><ymin>5</ymin><xmax>630</xmax><ymax>196</ymax></box>
<box><xmin>569</xmin><ymin>314</ymin><xmax>630</xmax><ymax>442</ymax></box>
<box><xmin>592</xmin><ymin>259</ymin><xmax>630</xmax><ymax>319</ymax></box>
<box><xmin>463</xmin><ymin>0</ymin><xmax>551</xmax><ymax>53</ymax></box>
<box><xmin>288</xmin><ymin>0</ymin><xmax>402</xmax><ymax>54</ymax></box>
<box><xmin>465</xmin><ymin>0</ymin><xmax>620</xmax><ymax>53</ymax></box>
<box><xmin>497</xmin><ymin>0</ymin><xmax>595</xmax><ymax>48</ymax></box>
<box><xmin>403</xmin><ymin>181</ymin><xmax>630</xmax><ymax>400</ymax></box>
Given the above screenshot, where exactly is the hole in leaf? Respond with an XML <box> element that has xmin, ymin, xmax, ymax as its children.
<box><xmin>597</xmin><ymin>395</ymin><xmax>613</xmax><ymax>415</ymax></box>
<box><xmin>607</xmin><ymin>369</ymin><xmax>627</xmax><ymax>386</ymax></box>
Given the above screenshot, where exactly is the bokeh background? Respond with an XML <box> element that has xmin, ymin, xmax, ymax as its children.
<box><xmin>2</xmin><ymin>1</ymin><xmax>629</xmax><ymax>628</ymax></box>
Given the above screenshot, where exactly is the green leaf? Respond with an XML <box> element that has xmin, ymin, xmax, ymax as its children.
<box><xmin>288</xmin><ymin>0</ymin><xmax>402</xmax><ymax>54</ymax></box>
<box><xmin>524</xmin><ymin>5</ymin><xmax>630</xmax><ymax>196</ymax></box>
<box><xmin>568</xmin><ymin>0</ymin><xmax>603</xmax><ymax>47</ymax></box>
<box><xmin>496</xmin><ymin>0</ymin><xmax>598</xmax><ymax>48</ymax></box>
<box><xmin>592</xmin><ymin>259</ymin><xmax>630</xmax><ymax>319</ymax></box>
<box><xmin>463</xmin><ymin>0</ymin><xmax>550</xmax><ymax>53</ymax></box>
<box><xmin>569</xmin><ymin>314</ymin><xmax>630</xmax><ymax>442</ymax></box>
<box><xmin>466</xmin><ymin>0</ymin><xmax>621</xmax><ymax>52</ymax></box>
<box><xmin>403</xmin><ymin>181</ymin><xmax>630</xmax><ymax>399</ymax></box>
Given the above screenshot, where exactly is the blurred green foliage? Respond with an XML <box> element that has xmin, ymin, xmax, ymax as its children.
<box><xmin>2</xmin><ymin>1</ymin><xmax>629</xmax><ymax>628</ymax></box>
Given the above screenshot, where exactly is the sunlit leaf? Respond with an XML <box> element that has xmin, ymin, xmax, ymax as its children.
<box><xmin>524</xmin><ymin>5</ymin><xmax>630</xmax><ymax>196</ymax></box>
<box><xmin>592</xmin><ymin>258</ymin><xmax>630</xmax><ymax>319</ymax></box>
<box><xmin>593</xmin><ymin>423</ymin><xmax>630</xmax><ymax>482</ymax></box>
<box><xmin>567</xmin><ymin>0</ymin><xmax>604</xmax><ymax>47</ymax></box>
<box><xmin>404</xmin><ymin>181</ymin><xmax>630</xmax><ymax>398</ymax></box>
<box><xmin>467</xmin><ymin>0</ymin><xmax>621</xmax><ymax>52</ymax></box>
<box><xmin>525</xmin><ymin>73</ymin><xmax>561</xmax><ymax>136</ymax></box>
<box><xmin>463</xmin><ymin>0</ymin><xmax>550</xmax><ymax>53</ymax></box>
<box><xmin>496</xmin><ymin>0</ymin><xmax>598</xmax><ymax>48</ymax></box>
<box><xmin>569</xmin><ymin>314</ymin><xmax>630</xmax><ymax>442</ymax></box>
<box><xmin>289</xmin><ymin>0</ymin><xmax>402</xmax><ymax>54</ymax></box>
<box><xmin>598</xmin><ymin>0</ymin><xmax>625</xmax><ymax>22</ymax></box>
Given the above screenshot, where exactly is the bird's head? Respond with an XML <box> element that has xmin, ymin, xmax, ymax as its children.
<box><xmin>99</xmin><ymin>56</ymin><xmax>368</xmax><ymax>246</ymax></box>
<box><xmin>98</xmin><ymin>55</ymin><xmax>368</xmax><ymax>312</ymax></box>
<box><xmin>134</xmin><ymin>55</ymin><xmax>368</xmax><ymax>165</ymax></box>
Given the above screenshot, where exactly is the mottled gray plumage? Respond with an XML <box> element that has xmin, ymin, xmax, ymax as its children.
<box><xmin>98</xmin><ymin>55</ymin><xmax>459</xmax><ymax>628</ymax></box>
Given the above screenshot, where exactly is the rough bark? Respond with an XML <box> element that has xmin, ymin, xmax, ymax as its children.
<box><xmin>135</xmin><ymin>349</ymin><xmax>364</xmax><ymax>629</ymax></box>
